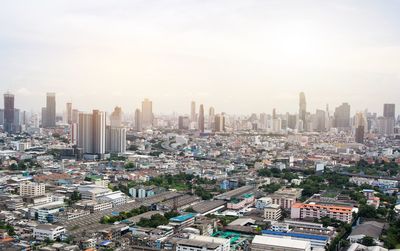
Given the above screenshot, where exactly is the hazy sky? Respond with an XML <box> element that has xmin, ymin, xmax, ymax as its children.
<box><xmin>1</xmin><ymin>0</ymin><xmax>400</xmax><ymax>115</ymax></box>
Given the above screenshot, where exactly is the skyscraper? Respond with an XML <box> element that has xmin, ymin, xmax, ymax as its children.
<box><xmin>198</xmin><ymin>104</ymin><xmax>205</xmax><ymax>133</ymax></box>
<box><xmin>135</xmin><ymin>108</ymin><xmax>142</xmax><ymax>131</ymax></box>
<box><xmin>383</xmin><ymin>104</ymin><xmax>395</xmax><ymax>118</ymax></box>
<box><xmin>110</xmin><ymin>106</ymin><xmax>123</xmax><ymax>127</ymax></box>
<box><xmin>66</xmin><ymin>102</ymin><xmax>72</xmax><ymax>124</ymax></box>
<box><xmin>214</xmin><ymin>114</ymin><xmax>225</xmax><ymax>132</ymax></box>
<box><xmin>77</xmin><ymin>110</ymin><xmax>106</xmax><ymax>155</ymax></box>
<box><xmin>78</xmin><ymin>112</ymin><xmax>93</xmax><ymax>154</ymax></box>
<box><xmin>354</xmin><ymin>112</ymin><xmax>367</xmax><ymax>144</ymax></box>
<box><xmin>334</xmin><ymin>103</ymin><xmax>351</xmax><ymax>130</ymax></box>
<box><xmin>141</xmin><ymin>98</ymin><xmax>153</xmax><ymax>129</ymax></box>
<box><xmin>3</xmin><ymin>93</ymin><xmax>15</xmax><ymax>133</ymax></box>
<box><xmin>109</xmin><ymin>127</ymin><xmax>127</xmax><ymax>153</ymax></box>
<box><xmin>314</xmin><ymin>109</ymin><xmax>326</xmax><ymax>132</ymax></box>
<box><xmin>191</xmin><ymin>101</ymin><xmax>196</xmax><ymax>122</ymax></box>
<box><xmin>92</xmin><ymin>110</ymin><xmax>106</xmax><ymax>155</ymax></box>
<box><xmin>299</xmin><ymin>92</ymin><xmax>307</xmax><ymax>123</ymax></box>
<box><xmin>178</xmin><ymin>116</ymin><xmax>190</xmax><ymax>130</ymax></box>
<box><xmin>44</xmin><ymin>93</ymin><xmax>56</xmax><ymax>128</ymax></box>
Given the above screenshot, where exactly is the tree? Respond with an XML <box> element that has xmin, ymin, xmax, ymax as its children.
<box><xmin>358</xmin><ymin>205</ymin><xmax>377</xmax><ymax>219</ymax></box>
<box><xmin>360</xmin><ymin>236</ymin><xmax>375</xmax><ymax>246</ymax></box>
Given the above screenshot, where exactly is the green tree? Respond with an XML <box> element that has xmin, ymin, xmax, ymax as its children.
<box><xmin>360</xmin><ymin>236</ymin><xmax>375</xmax><ymax>246</ymax></box>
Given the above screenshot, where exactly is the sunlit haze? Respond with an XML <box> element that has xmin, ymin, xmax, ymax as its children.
<box><xmin>1</xmin><ymin>0</ymin><xmax>400</xmax><ymax>115</ymax></box>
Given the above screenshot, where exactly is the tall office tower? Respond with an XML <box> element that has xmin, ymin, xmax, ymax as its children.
<box><xmin>0</xmin><ymin>109</ymin><xmax>4</xmax><ymax>125</ymax></box>
<box><xmin>70</xmin><ymin>123</ymin><xmax>78</xmax><ymax>145</ymax></box>
<box><xmin>191</xmin><ymin>101</ymin><xmax>196</xmax><ymax>122</ymax></box>
<box><xmin>78</xmin><ymin>112</ymin><xmax>93</xmax><ymax>154</ymax></box>
<box><xmin>299</xmin><ymin>92</ymin><xmax>307</xmax><ymax>123</ymax></box>
<box><xmin>214</xmin><ymin>114</ymin><xmax>225</xmax><ymax>132</ymax></box>
<box><xmin>134</xmin><ymin>109</ymin><xmax>142</xmax><ymax>131</ymax></box>
<box><xmin>260</xmin><ymin>113</ymin><xmax>267</xmax><ymax>130</ymax></box>
<box><xmin>287</xmin><ymin>114</ymin><xmax>297</xmax><ymax>130</ymax></box>
<box><xmin>92</xmin><ymin>110</ymin><xmax>106</xmax><ymax>155</ymax></box>
<box><xmin>377</xmin><ymin>116</ymin><xmax>394</xmax><ymax>135</ymax></box>
<box><xmin>333</xmin><ymin>103</ymin><xmax>351</xmax><ymax>130</ymax></box>
<box><xmin>354</xmin><ymin>112</ymin><xmax>367</xmax><ymax>144</ymax></box>
<box><xmin>314</xmin><ymin>109</ymin><xmax>326</xmax><ymax>132</ymax></box>
<box><xmin>325</xmin><ymin>104</ymin><xmax>331</xmax><ymax>131</ymax></box>
<box><xmin>110</xmin><ymin>106</ymin><xmax>123</xmax><ymax>127</ymax></box>
<box><xmin>272</xmin><ymin>108</ymin><xmax>277</xmax><ymax>120</ymax></box>
<box><xmin>178</xmin><ymin>116</ymin><xmax>190</xmax><ymax>130</ymax></box>
<box><xmin>208</xmin><ymin>106</ymin><xmax>215</xmax><ymax>129</ymax></box>
<box><xmin>4</xmin><ymin>93</ymin><xmax>15</xmax><ymax>133</ymax></box>
<box><xmin>109</xmin><ymin>127</ymin><xmax>127</xmax><ymax>153</ymax></box>
<box><xmin>21</xmin><ymin>111</ymin><xmax>27</xmax><ymax>126</ymax></box>
<box><xmin>41</xmin><ymin>107</ymin><xmax>47</xmax><ymax>127</ymax></box>
<box><xmin>141</xmin><ymin>98</ymin><xmax>153</xmax><ymax>129</ymax></box>
<box><xmin>72</xmin><ymin>109</ymin><xmax>79</xmax><ymax>124</ymax></box>
<box><xmin>198</xmin><ymin>104</ymin><xmax>205</xmax><ymax>133</ymax></box>
<box><xmin>43</xmin><ymin>93</ymin><xmax>56</xmax><ymax>128</ymax></box>
<box><xmin>383</xmin><ymin>104</ymin><xmax>395</xmax><ymax>119</ymax></box>
<box><xmin>13</xmin><ymin>109</ymin><xmax>20</xmax><ymax>133</ymax></box>
<box><xmin>66</xmin><ymin>103</ymin><xmax>72</xmax><ymax>124</ymax></box>
<box><xmin>355</xmin><ymin>126</ymin><xmax>365</xmax><ymax>144</ymax></box>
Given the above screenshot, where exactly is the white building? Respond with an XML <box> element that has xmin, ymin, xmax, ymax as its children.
<box><xmin>33</xmin><ymin>224</ymin><xmax>66</xmax><ymax>241</ymax></box>
<box><xmin>19</xmin><ymin>181</ymin><xmax>45</xmax><ymax>196</ymax></box>
<box><xmin>264</xmin><ymin>204</ymin><xmax>282</xmax><ymax>220</ymax></box>
<box><xmin>176</xmin><ymin>235</ymin><xmax>230</xmax><ymax>251</ymax></box>
<box><xmin>256</xmin><ymin>197</ymin><xmax>272</xmax><ymax>209</ymax></box>
<box><xmin>251</xmin><ymin>235</ymin><xmax>311</xmax><ymax>251</ymax></box>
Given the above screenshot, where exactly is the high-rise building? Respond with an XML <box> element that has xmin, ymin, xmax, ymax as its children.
<box><xmin>314</xmin><ymin>109</ymin><xmax>326</xmax><ymax>132</ymax></box>
<box><xmin>0</xmin><ymin>109</ymin><xmax>4</xmax><ymax>125</ymax></box>
<box><xmin>4</xmin><ymin>93</ymin><xmax>15</xmax><ymax>133</ymax></box>
<box><xmin>334</xmin><ymin>103</ymin><xmax>351</xmax><ymax>130</ymax></box>
<box><xmin>355</xmin><ymin>126</ymin><xmax>365</xmax><ymax>144</ymax></box>
<box><xmin>141</xmin><ymin>98</ymin><xmax>153</xmax><ymax>129</ymax></box>
<box><xmin>377</xmin><ymin>116</ymin><xmax>394</xmax><ymax>135</ymax></box>
<box><xmin>178</xmin><ymin>116</ymin><xmax>190</xmax><ymax>130</ymax></box>
<box><xmin>78</xmin><ymin>112</ymin><xmax>93</xmax><ymax>154</ymax></box>
<box><xmin>77</xmin><ymin>110</ymin><xmax>107</xmax><ymax>155</ymax></box>
<box><xmin>299</xmin><ymin>92</ymin><xmax>307</xmax><ymax>124</ymax></box>
<box><xmin>44</xmin><ymin>93</ymin><xmax>56</xmax><ymax>128</ymax></box>
<box><xmin>13</xmin><ymin>109</ymin><xmax>20</xmax><ymax>133</ymax></box>
<box><xmin>214</xmin><ymin>114</ymin><xmax>225</xmax><ymax>132</ymax></box>
<box><xmin>198</xmin><ymin>104</ymin><xmax>205</xmax><ymax>133</ymax></box>
<box><xmin>208</xmin><ymin>106</ymin><xmax>215</xmax><ymax>129</ymax></box>
<box><xmin>109</xmin><ymin>127</ymin><xmax>126</xmax><ymax>153</ymax></box>
<box><xmin>92</xmin><ymin>110</ymin><xmax>106</xmax><ymax>155</ymax></box>
<box><xmin>134</xmin><ymin>108</ymin><xmax>142</xmax><ymax>131</ymax></box>
<box><xmin>66</xmin><ymin>103</ymin><xmax>72</xmax><ymax>124</ymax></box>
<box><xmin>191</xmin><ymin>101</ymin><xmax>196</xmax><ymax>122</ymax></box>
<box><xmin>354</xmin><ymin>112</ymin><xmax>367</xmax><ymax>144</ymax></box>
<box><xmin>72</xmin><ymin>109</ymin><xmax>79</xmax><ymax>124</ymax></box>
<box><xmin>110</xmin><ymin>106</ymin><xmax>123</xmax><ymax>127</ymax></box>
<box><xmin>383</xmin><ymin>104</ymin><xmax>395</xmax><ymax>119</ymax></box>
<box><xmin>287</xmin><ymin>114</ymin><xmax>297</xmax><ymax>130</ymax></box>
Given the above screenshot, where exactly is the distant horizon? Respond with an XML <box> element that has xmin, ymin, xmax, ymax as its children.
<box><xmin>1</xmin><ymin>90</ymin><xmax>397</xmax><ymax>118</ymax></box>
<box><xmin>1</xmin><ymin>1</ymin><xmax>400</xmax><ymax>115</ymax></box>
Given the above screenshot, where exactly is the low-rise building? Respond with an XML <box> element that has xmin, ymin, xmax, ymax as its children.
<box><xmin>251</xmin><ymin>235</ymin><xmax>311</xmax><ymax>251</ymax></box>
<box><xmin>33</xmin><ymin>224</ymin><xmax>66</xmax><ymax>241</ymax></box>
<box><xmin>291</xmin><ymin>202</ymin><xmax>354</xmax><ymax>223</ymax></box>
<box><xmin>264</xmin><ymin>204</ymin><xmax>282</xmax><ymax>220</ymax></box>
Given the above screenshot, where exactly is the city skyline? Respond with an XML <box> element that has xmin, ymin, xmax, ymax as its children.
<box><xmin>1</xmin><ymin>1</ymin><xmax>400</xmax><ymax>114</ymax></box>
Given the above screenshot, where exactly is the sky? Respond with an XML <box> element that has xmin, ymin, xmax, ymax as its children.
<box><xmin>0</xmin><ymin>0</ymin><xmax>400</xmax><ymax>116</ymax></box>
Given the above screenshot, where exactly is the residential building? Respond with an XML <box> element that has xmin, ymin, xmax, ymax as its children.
<box><xmin>19</xmin><ymin>181</ymin><xmax>45</xmax><ymax>196</ymax></box>
<box><xmin>33</xmin><ymin>225</ymin><xmax>66</xmax><ymax>241</ymax></box>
